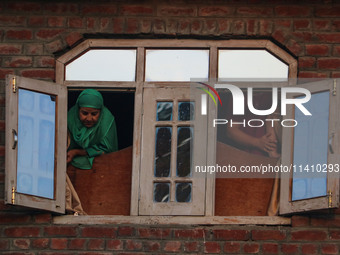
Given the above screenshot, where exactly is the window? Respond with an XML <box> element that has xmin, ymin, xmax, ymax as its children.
<box><xmin>6</xmin><ymin>39</ymin><xmax>337</xmax><ymax>220</ymax></box>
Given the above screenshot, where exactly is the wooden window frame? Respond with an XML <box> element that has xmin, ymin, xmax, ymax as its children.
<box><xmin>56</xmin><ymin>38</ymin><xmax>297</xmax><ymax>217</ymax></box>
<box><xmin>5</xmin><ymin>75</ymin><xmax>68</xmax><ymax>213</ymax></box>
<box><xmin>280</xmin><ymin>79</ymin><xmax>340</xmax><ymax>214</ymax></box>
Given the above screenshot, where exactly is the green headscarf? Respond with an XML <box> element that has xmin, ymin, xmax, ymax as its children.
<box><xmin>68</xmin><ymin>89</ymin><xmax>118</xmax><ymax>169</ymax></box>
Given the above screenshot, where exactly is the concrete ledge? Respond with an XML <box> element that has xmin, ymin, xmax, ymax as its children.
<box><xmin>53</xmin><ymin>215</ymin><xmax>291</xmax><ymax>225</ymax></box>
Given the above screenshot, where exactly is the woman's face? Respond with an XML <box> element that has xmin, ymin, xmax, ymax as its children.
<box><xmin>79</xmin><ymin>107</ymin><xmax>101</xmax><ymax>128</ymax></box>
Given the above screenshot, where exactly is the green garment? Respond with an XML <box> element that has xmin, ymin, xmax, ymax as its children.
<box><xmin>68</xmin><ymin>89</ymin><xmax>118</xmax><ymax>169</ymax></box>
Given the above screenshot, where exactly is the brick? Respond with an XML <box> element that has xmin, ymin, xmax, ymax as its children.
<box><xmin>45</xmin><ymin>39</ymin><xmax>65</xmax><ymax>54</ymax></box>
<box><xmin>25</xmin><ymin>44</ymin><xmax>43</xmax><ymax>55</ymax></box>
<box><xmin>252</xmin><ymin>230</ymin><xmax>286</xmax><ymax>241</ymax></box>
<box><xmin>13</xmin><ymin>239</ymin><xmax>30</xmax><ymax>249</ymax></box>
<box><xmin>321</xmin><ymin>244</ymin><xmax>338</xmax><ymax>255</ymax></box>
<box><xmin>314</xmin><ymin>20</ymin><xmax>331</xmax><ymax>31</ymax></box>
<box><xmin>106</xmin><ymin>240</ymin><xmax>123</xmax><ymax>251</ymax></box>
<box><xmin>138</xmin><ymin>228</ymin><xmax>171</xmax><ymax>238</ymax></box>
<box><xmin>44</xmin><ymin>226</ymin><xmax>77</xmax><ymax>237</ymax></box>
<box><xmin>87</xmin><ymin>18</ymin><xmax>96</xmax><ymax>30</ymax></box>
<box><xmin>262</xmin><ymin>243</ymin><xmax>278</xmax><ymax>254</ymax></box>
<box><xmin>218</xmin><ymin>19</ymin><xmax>230</xmax><ymax>34</ymax></box>
<box><xmin>275</xmin><ymin>6</ymin><xmax>312</xmax><ymax>17</ymax></box>
<box><xmin>141</xmin><ymin>19</ymin><xmax>152</xmax><ymax>33</ymax></box>
<box><xmin>0</xmin><ymin>16</ymin><xmax>26</xmax><ymax>26</ymax></box>
<box><xmin>35</xmin><ymin>57</ymin><xmax>55</xmax><ymax>68</ymax></box>
<box><xmin>281</xmin><ymin>243</ymin><xmax>299</xmax><ymax>254</ymax></box>
<box><xmin>44</xmin><ymin>3</ymin><xmax>78</xmax><ymax>14</ymax></box>
<box><xmin>6</xmin><ymin>30</ymin><xmax>33</xmax><ymax>40</ymax></box>
<box><xmin>50</xmin><ymin>238</ymin><xmax>68</xmax><ymax>250</ymax></box>
<box><xmin>237</xmin><ymin>7</ymin><xmax>273</xmax><ymax>16</ymax></box>
<box><xmin>224</xmin><ymin>242</ymin><xmax>241</xmax><ymax>253</ymax></box>
<box><xmin>204</xmin><ymin>241</ymin><xmax>220</xmax><ymax>253</ymax></box>
<box><xmin>36</xmin><ymin>29</ymin><xmax>64</xmax><ymax>40</ymax></box>
<box><xmin>318</xmin><ymin>58</ymin><xmax>340</xmax><ymax>69</ymax></box>
<box><xmin>68</xmin><ymin>17</ymin><xmax>83</xmax><ymax>28</ymax></box>
<box><xmin>0</xmin><ymin>214</ymin><xmax>31</xmax><ymax>224</ymax></box>
<box><xmin>144</xmin><ymin>241</ymin><xmax>161</xmax><ymax>252</ymax></box>
<box><xmin>330</xmin><ymin>230</ymin><xmax>340</xmax><ymax>240</ymax></box>
<box><xmin>164</xmin><ymin>241</ymin><xmax>181</xmax><ymax>252</ymax></box>
<box><xmin>0</xmin><ymin>44</ymin><xmax>21</xmax><ymax>55</ymax></box>
<box><xmin>292</xmin><ymin>32</ymin><xmax>313</xmax><ymax>42</ymax></box>
<box><xmin>274</xmin><ymin>20</ymin><xmax>291</xmax><ymax>28</ymax></box>
<box><xmin>0</xmin><ymin>239</ymin><xmax>9</xmax><ymax>250</ymax></box>
<box><xmin>100</xmin><ymin>18</ymin><xmax>110</xmax><ymax>31</ymax></box>
<box><xmin>306</xmin><ymin>45</ymin><xmax>329</xmax><ymax>56</ymax></box>
<box><xmin>8</xmin><ymin>3</ymin><xmax>41</xmax><ymax>12</ymax></box>
<box><xmin>243</xmin><ymin>243</ymin><xmax>260</xmax><ymax>254</ymax></box>
<box><xmin>316</xmin><ymin>7</ymin><xmax>340</xmax><ymax>17</ymax></box>
<box><xmin>299</xmin><ymin>57</ymin><xmax>316</xmax><ymax>68</ymax></box>
<box><xmin>184</xmin><ymin>241</ymin><xmax>198</xmax><ymax>252</ymax></box>
<box><xmin>191</xmin><ymin>20</ymin><xmax>202</xmax><ymax>34</ymax></box>
<box><xmin>125</xmin><ymin>240</ymin><xmax>142</xmax><ymax>251</ymax></box>
<box><xmin>246</xmin><ymin>20</ymin><xmax>257</xmax><ymax>35</ymax></box>
<box><xmin>47</xmin><ymin>17</ymin><xmax>65</xmax><ymax>27</ymax></box>
<box><xmin>5</xmin><ymin>227</ymin><xmax>40</xmax><ymax>237</ymax></box>
<box><xmin>32</xmin><ymin>238</ymin><xmax>49</xmax><ymax>249</ymax></box>
<box><xmin>118</xmin><ymin>226</ymin><xmax>134</xmax><ymax>236</ymax></box>
<box><xmin>112</xmin><ymin>18</ymin><xmax>124</xmax><ymax>34</ymax></box>
<box><xmin>68</xmin><ymin>239</ymin><xmax>86</xmax><ymax>250</ymax></box>
<box><xmin>232</xmin><ymin>20</ymin><xmax>246</xmax><ymax>34</ymax></box>
<box><xmin>316</xmin><ymin>33</ymin><xmax>340</xmax><ymax>43</ymax></box>
<box><xmin>20</xmin><ymin>69</ymin><xmax>55</xmax><ymax>80</ymax></box>
<box><xmin>301</xmin><ymin>244</ymin><xmax>318</xmax><ymax>255</ymax></box>
<box><xmin>120</xmin><ymin>5</ymin><xmax>154</xmax><ymax>16</ymax></box>
<box><xmin>34</xmin><ymin>213</ymin><xmax>52</xmax><ymax>223</ymax></box>
<box><xmin>294</xmin><ymin>19</ymin><xmax>311</xmax><ymax>30</ymax></box>
<box><xmin>81</xmin><ymin>227</ymin><xmax>116</xmax><ymax>238</ymax></box>
<box><xmin>174</xmin><ymin>229</ymin><xmax>205</xmax><ymax>239</ymax></box>
<box><xmin>198</xmin><ymin>6</ymin><xmax>234</xmax><ymax>17</ymax></box>
<box><xmin>298</xmin><ymin>71</ymin><xmax>328</xmax><ymax>78</ymax></box>
<box><xmin>213</xmin><ymin>229</ymin><xmax>249</xmax><ymax>241</ymax></box>
<box><xmin>291</xmin><ymin>230</ymin><xmax>327</xmax><ymax>241</ymax></box>
<box><xmin>259</xmin><ymin>20</ymin><xmax>273</xmax><ymax>36</ymax></box>
<box><xmin>88</xmin><ymin>239</ymin><xmax>104</xmax><ymax>250</ymax></box>
<box><xmin>65</xmin><ymin>32</ymin><xmax>83</xmax><ymax>47</ymax></box>
<box><xmin>126</xmin><ymin>18</ymin><xmax>139</xmax><ymax>34</ymax></box>
<box><xmin>4</xmin><ymin>57</ymin><xmax>32</xmax><ymax>68</ymax></box>
<box><xmin>158</xmin><ymin>6</ymin><xmax>196</xmax><ymax>17</ymax></box>
<box><xmin>28</xmin><ymin>16</ymin><xmax>45</xmax><ymax>26</ymax></box>
<box><xmin>82</xmin><ymin>4</ymin><xmax>117</xmax><ymax>15</ymax></box>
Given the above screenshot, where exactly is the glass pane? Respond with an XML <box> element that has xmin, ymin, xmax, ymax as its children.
<box><xmin>292</xmin><ymin>91</ymin><xmax>329</xmax><ymax>201</ymax></box>
<box><xmin>177</xmin><ymin>127</ymin><xmax>193</xmax><ymax>177</ymax></box>
<box><xmin>145</xmin><ymin>50</ymin><xmax>209</xmax><ymax>81</ymax></box>
<box><xmin>178</xmin><ymin>102</ymin><xmax>195</xmax><ymax>121</ymax></box>
<box><xmin>157</xmin><ymin>102</ymin><xmax>173</xmax><ymax>121</ymax></box>
<box><xmin>154</xmin><ymin>127</ymin><xmax>172</xmax><ymax>177</ymax></box>
<box><xmin>176</xmin><ymin>183</ymin><xmax>192</xmax><ymax>202</ymax></box>
<box><xmin>154</xmin><ymin>183</ymin><xmax>170</xmax><ymax>202</ymax></box>
<box><xmin>65</xmin><ymin>49</ymin><xmax>136</xmax><ymax>81</ymax></box>
<box><xmin>17</xmin><ymin>89</ymin><xmax>56</xmax><ymax>199</ymax></box>
<box><xmin>218</xmin><ymin>50</ymin><xmax>288</xmax><ymax>79</ymax></box>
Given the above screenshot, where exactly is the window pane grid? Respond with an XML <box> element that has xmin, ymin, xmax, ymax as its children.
<box><xmin>153</xmin><ymin>99</ymin><xmax>194</xmax><ymax>203</ymax></box>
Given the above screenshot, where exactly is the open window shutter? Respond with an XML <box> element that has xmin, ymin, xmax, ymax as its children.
<box><xmin>5</xmin><ymin>75</ymin><xmax>67</xmax><ymax>213</ymax></box>
<box><xmin>280</xmin><ymin>79</ymin><xmax>340</xmax><ymax>214</ymax></box>
<box><xmin>139</xmin><ymin>87</ymin><xmax>207</xmax><ymax>215</ymax></box>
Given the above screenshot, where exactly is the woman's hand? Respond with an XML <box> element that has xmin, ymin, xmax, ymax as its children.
<box><xmin>256</xmin><ymin>133</ymin><xmax>277</xmax><ymax>153</ymax></box>
<box><xmin>67</xmin><ymin>149</ymin><xmax>87</xmax><ymax>163</ymax></box>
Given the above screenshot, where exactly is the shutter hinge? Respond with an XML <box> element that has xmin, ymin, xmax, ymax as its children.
<box><xmin>333</xmin><ymin>79</ymin><xmax>336</xmax><ymax>96</ymax></box>
<box><xmin>12</xmin><ymin>76</ymin><xmax>17</xmax><ymax>93</ymax></box>
<box><xmin>11</xmin><ymin>186</ymin><xmax>16</xmax><ymax>204</ymax></box>
<box><xmin>328</xmin><ymin>190</ymin><xmax>333</xmax><ymax>208</ymax></box>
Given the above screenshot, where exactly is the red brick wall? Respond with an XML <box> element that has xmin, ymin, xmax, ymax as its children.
<box><xmin>1</xmin><ymin>213</ymin><xmax>340</xmax><ymax>254</ymax></box>
<box><xmin>1</xmin><ymin>0</ymin><xmax>340</xmax><ymax>254</ymax></box>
